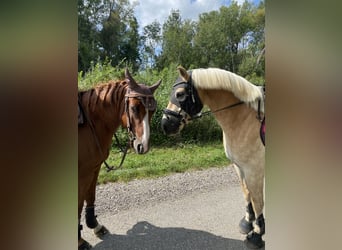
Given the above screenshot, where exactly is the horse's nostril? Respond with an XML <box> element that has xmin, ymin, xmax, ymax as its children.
<box><xmin>137</xmin><ymin>144</ymin><xmax>144</xmax><ymax>154</ymax></box>
<box><xmin>161</xmin><ymin>118</ymin><xmax>169</xmax><ymax>134</ymax></box>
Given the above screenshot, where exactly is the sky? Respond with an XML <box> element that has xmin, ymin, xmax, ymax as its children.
<box><xmin>129</xmin><ymin>0</ymin><xmax>261</xmax><ymax>34</ymax></box>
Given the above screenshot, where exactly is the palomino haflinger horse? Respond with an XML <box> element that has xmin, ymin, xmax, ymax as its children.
<box><xmin>78</xmin><ymin>68</ymin><xmax>161</xmax><ymax>249</ymax></box>
<box><xmin>161</xmin><ymin>66</ymin><xmax>265</xmax><ymax>249</ymax></box>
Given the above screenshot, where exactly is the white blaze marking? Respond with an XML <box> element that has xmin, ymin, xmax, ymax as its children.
<box><xmin>142</xmin><ymin>108</ymin><xmax>150</xmax><ymax>149</ymax></box>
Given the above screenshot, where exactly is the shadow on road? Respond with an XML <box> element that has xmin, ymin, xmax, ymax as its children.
<box><xmin>92</xmin><ymin>221</ymin><xmax>263</xmax><ymax>250</ymax></box>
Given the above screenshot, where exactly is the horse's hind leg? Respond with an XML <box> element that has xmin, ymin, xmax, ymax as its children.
<box><xmin>85</xmin><ymin>165</ymin><xmax>109</xmax><ymax>238</ymax></box>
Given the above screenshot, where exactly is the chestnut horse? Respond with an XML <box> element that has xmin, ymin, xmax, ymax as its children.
<box><xmin>161</xmin><ymin>67</ymin><xmax>265</xmax><ymax>249</ymax></box>
<box><xmin>78</xmin><ymin>69</ymin><xmax>161</xmax><ymax>249</ymax></box>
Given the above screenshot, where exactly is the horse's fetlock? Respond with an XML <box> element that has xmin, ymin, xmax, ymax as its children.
<box><xmin>255</xmin><ymin>213</ymin><xmax>265</xmax><ymax>235</ymax></box>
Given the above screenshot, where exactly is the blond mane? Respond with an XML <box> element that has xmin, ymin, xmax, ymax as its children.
<box><xmin>192</xmin><ymin>68</ymin><xmax>264</xmax><ymax>112</ymax></box>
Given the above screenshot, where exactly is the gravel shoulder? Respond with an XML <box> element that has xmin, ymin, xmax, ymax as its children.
<box><xmin>91</xmin><ymin>165</ymin><xmax>240</xmax><ymax>216</ymax></box>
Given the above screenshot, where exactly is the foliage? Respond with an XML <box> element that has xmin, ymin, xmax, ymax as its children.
<box><xmin>78</xmin><ymin>58</ymin><xmax>125</xmax><ymax>90</ymax></box>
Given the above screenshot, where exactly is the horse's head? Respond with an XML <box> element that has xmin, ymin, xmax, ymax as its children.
<box><xmin>161</xmin><ymin>66</ymin><xmax>203</xmax><ymax>135</ymax></box>
<box><xmin>122</xmin><ymin>68</ymin><xmax>161</xmax><ymax>154</ymax></box>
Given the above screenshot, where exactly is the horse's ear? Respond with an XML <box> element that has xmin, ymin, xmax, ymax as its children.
<box><xmin>149</xmin><ymin>79</ymin><xmax>162</xmax><ymax>94</ymax></box>
<box><xmin>125</xmin><ymin>68</ymin><xmax>139</xmax><ymax>89</ymax></box>
<box><xmin>177</xmin><ymin>66</ymin><xmax>190</xmax><ymax>82</ymax></box>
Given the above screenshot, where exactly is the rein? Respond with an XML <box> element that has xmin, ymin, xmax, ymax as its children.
<box><xmin>190</xmin><ymin>101</ymin><xmax>244</xmax><ymax>120</ymax></box>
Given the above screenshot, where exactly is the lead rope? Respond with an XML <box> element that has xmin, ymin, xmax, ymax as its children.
<box><xmin>106</xmin><ymin>92</ymin><xmax>156</xmax><ymax>172</ymax></box>
<box><xmin>103</xmin><ymin>134</ymin><xmax>129</xmax><ymax>172</ymax></box>
<box><xmin>104</xmin><ymin>96</ymin><xmax>133</xmax><ymax>172</ymax></box>
<box><xmin>79</xmin><ymin>92</ymin><xmax>131</xmax><ymax>173</ymax></box>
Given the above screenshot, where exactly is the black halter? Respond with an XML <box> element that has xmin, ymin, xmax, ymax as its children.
<box><xmin>163</xmin><ymin>72</ymin><xmax>245</xmax><ymax>122</ymax></box>
<box><xmin>163</xmin><ymin>71</ymin><xmax>203</xmax><ymax>120</ymax></box>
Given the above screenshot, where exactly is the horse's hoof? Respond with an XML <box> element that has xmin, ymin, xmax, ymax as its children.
<box><xmin>244</xmin><ymin>232</ymin><xmax>265</xmax><ymax>249</ymax></box>
<box><xmin>94</xmin><ymin>225</ymin><xmax>109</xmax><ymax>238</ymax></box>
<box><xmin>239</xmin><ymin>217</ymin><xmax>254</xmax><ymax>235</ymax></box>
<box><xmin>78</xmin><ymin>240</ymin><xmax>92</xmax><ymax>250</ymax></box>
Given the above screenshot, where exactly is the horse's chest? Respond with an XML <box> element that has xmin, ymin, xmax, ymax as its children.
<box><xmin>223</xmin><ymin>135</ymin><xmax>234</xmax><ymax>160</ymax></box>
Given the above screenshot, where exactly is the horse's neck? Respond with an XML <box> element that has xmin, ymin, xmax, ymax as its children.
<box><xmin>198</xmin><ymin>88</ymin><xmax>256</xmax><ymax>131</ymax></box>
<box><xmin>82</xmin><ymin>83</ymin><xmax>126</xmax><ymax>140</ymax></box>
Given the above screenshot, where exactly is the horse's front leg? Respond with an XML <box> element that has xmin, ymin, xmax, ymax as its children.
<box><xmin>233</xmin><ymin>164</ymin><xmax>265</xmax><ymax>249</ymax></box>
<box><xmin>79</xmin><ymin>178</ymin><xmax>92</xmax><ymax>250</ymax></box>
<box><xmin>233</xmin><ymin>164</ymin><xmax>255</xmax><ymax>235</ymax></box>
<box><xmin>243</xmin><ymin>167</ymin><xmax>265</xmax><ymax>249</ymax></box>
<box><xmin>85</xmin><ymin>164</ymin><xmax>109</xmax><ymax>238</ymax></box>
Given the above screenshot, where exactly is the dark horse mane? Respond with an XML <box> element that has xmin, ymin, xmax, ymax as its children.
<box><xmin>79</xmin><ymin>80</ymin><xmax>129</xmax><ymax>114</ymax></box>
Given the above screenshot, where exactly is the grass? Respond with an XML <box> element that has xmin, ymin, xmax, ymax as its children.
<box><xmin>97</xmin><ymin>140</ymin><xmax>230</xmax><ymax>184</ymax></box>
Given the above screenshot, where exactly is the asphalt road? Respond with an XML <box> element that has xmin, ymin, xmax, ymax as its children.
<box><xmin>81</xmin><ymin>167</ymin><xmax>265</xmax><ymax>250</ymax></box>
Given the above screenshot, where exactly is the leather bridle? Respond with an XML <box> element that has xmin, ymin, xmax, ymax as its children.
<box><xmin>79</xmin><ymin>86</ymin><xmax>157</xmax><ymax>172</ymax></box>
<box><xmin>124</xmin><ymin>87</ymin><xmax>157</xmax><ymax>141</ymax></box>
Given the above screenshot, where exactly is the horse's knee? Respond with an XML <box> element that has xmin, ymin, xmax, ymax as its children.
<box><xmin>85</xmin><ymin>206</ymin><xmax>98</xmax><ymax>229</ymax></box>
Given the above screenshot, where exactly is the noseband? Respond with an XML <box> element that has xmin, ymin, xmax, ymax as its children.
<box><xmin>124</xmin><ymin>86</ymin><xmax>157</xmax><ymax>140</ymax></box>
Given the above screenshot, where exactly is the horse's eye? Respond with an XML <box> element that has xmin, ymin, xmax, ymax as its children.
<box><xmin>176</xmin><ymin>91</ymin><xmax>187</xmax><ymax>102</ymax></box>
<box><xmin>131</xmin><ymin>106</ymin><xmax>138</xmax><ymax>114</ymax></box>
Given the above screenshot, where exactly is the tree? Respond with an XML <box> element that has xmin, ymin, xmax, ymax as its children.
<box><xmin>237</xmin><ymin>1</ymin><xmax>265</xmax><ymax>83</ymax></box>
<box><xmin>78</xmin><ymin>0</ymin><xmax>102</xmax><ymax>72</ymax></box>
<box><xmin>99</xmin><ymin>0</ymin><xmax>140</xmax><ymax>70</ymax></box>
<box><xmin>141</xmin><ymin>21</ymin><xmax>161</xmax><ymax>69</ymax></box>
<box><xmin>193</xmin><ymin>11</ymin><xmax>221</xmax><ymax>68</ymax></box>
<box><xmin>157</xmin><ymin>9</ymin><xmax>196</xmax><ymax>70</ymax></box>
<box><xmin>78</xmin><ymin>0</ymin><xmax>140</xmax><ymax>72</ymax></box>
<box><xmin>194</xmin><ymin>1</ymin><xmax>255</xmax><ymax>72</ymax></box>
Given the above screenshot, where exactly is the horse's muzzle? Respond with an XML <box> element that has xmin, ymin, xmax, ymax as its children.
<box><xmin>133</xmin><ymin>139</ymin><xmax>149</xmax><ymax>154</ymax></box>
<box><xmin>161</xmin><ymin>115</ymin><xmax>182</xmax><ymax>135</ymax></box>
